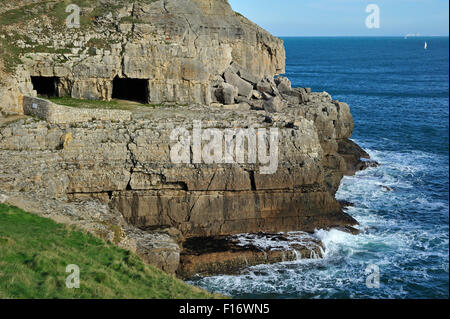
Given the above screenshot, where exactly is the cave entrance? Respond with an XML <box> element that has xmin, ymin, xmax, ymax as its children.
<box><xmin>112</xmin><ymin>77</ymin><xmax>149</xmax><ymax>103</ymax></box>
<box><xmin>31</xmin><ymin>76</ymin><xmax>60</xmax><ymax>97</ymax></box>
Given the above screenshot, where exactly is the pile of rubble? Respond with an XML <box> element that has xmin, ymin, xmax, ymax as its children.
<box><xmin>212</xmin><ymin>62</ymin><xmax>311</xmax><ymax>112</ymax></box>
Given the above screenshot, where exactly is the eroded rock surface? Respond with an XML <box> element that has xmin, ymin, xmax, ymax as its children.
<box><xmin>0</xmin><ymin>95</ymin><xmax>363</xmax><ymax>236</ymax></box>
<box><xmin>178</xmin><ymin>233</ymin><xmax>324</xmax><ymax>279</ymax></box>
<box><xmin>0</xmin><ymin>0</ymin><xmax>285</xmax><ymax>109</ymax></box>
<box><xmin>0</xmin><ymin>0</ymin><xmax>377</xmax><ymax>276</ymax></box>
<box><xmin>0</xmin><ymin>93</ymin><xmax>371</xmax><ymax>274</ymax></box>
<box><xmin>0</xmin><ymin>190</ymin><xmax>181</xmax><ymax>273</ymax></box>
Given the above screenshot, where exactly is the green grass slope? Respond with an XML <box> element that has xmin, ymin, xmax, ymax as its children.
<box><xmin>0</xmin><ymin>203</ymin><xmax>218</xmax><ymax>299</ymax></box>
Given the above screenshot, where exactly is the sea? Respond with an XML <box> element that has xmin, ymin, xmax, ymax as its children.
<box><xmin>189</xmin><ymin>37</ymin><xmax>449</xmax><ymax>299</ymax></box>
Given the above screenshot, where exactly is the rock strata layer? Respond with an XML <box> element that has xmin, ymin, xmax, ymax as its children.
<box><xmin>0</xmin><ymin>0</ymin><xmax>377</xmax><ymax>276</ymax></box>
<box><xmin>0</xmin><ymin>93</ymin><xmax>372</xmax><ymax>273</ymax></box>
<box><xmin>0</xmin><ymin>0</ymin><xmax>285</xmax><ymax>109</ymax></box>
<box><xmin>178</xmin><ymin>233</ymin><xmax>324</xmax><ymax>279</ymax></box>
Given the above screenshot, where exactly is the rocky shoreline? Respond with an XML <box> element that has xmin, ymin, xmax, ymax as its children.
<box><xmin>0</xmin><ymin>92</ymin><xmax>376</xmax><ymax>276</ymax></box>
<box><xmin>178</xmin><ymin>233</ymin><xmax>325</xmax><ymax>279</ymax></box>
<box><xmin>0</xmin><ymin>0</ymin><xmax>378</xmax><ymax>278</ymax></box>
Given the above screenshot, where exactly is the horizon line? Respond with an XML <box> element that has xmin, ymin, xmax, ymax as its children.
<box><xmin>275</xmin><ymin>35</ymin><xmax>450</xmax><ymax>38</ymax></box>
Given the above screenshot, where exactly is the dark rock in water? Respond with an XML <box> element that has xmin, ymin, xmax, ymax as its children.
<box><xmin>338</xmin><ymin>139</ymin><xmax>380</xmax><ymax>176</ymax></box>
<box><xmin>358</xmin><ymin>160</ymin><xmax>381</xmax><ymax>171</ymax></box>
<box><xmin>333</xmin><ymin>226</ymin><xmax>360</xmax><ymax>235</ymax></box>
<box><xmin>360</xmin><ymin>226</ymin><xmax>378</xmax><ymax>234</ymax></box>
<box><xmin>339</xmin><ymin>138</ymin><xmax>369</xmax><ymax>157</ymax></box>
<box><xmin>338</xmin><ymin>200</ymin><xmax>355</xmax><ymax>208</ymax></box>
<box><xmin>178</xmin><ymin>233</ymin><xmax>324</xmax><ymax>279</ymax></box>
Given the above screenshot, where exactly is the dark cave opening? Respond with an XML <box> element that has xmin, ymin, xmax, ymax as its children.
<box><xmin>112</xmin><ymin>77</ymin><xmax>149</xmax><ymax>103</ymax></box>
<box><xmin>31</xmin><ymin>76</ymin><xmax>60</xmax><ymax>97</ymax></box>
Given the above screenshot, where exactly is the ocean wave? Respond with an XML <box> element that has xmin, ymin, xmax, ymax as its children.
<box><xmin>191</xmin><ymin>144</ymin><xmax>449</xmax><ymax>299</ymax></box>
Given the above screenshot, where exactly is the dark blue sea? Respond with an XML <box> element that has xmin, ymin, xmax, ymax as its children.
<box><xmin>191</xmin><ymin>37</ymin><xmax>449</xmax><ymax>299</ymax></box>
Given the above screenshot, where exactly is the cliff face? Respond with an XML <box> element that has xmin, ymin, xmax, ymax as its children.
<box><xmin>0</xmin><ymin>95</ymin><xmax>359</xmax><ymax>237</ymax></box>
<box><xmin>0</xmin><ymin>0</ymin><xmax>374</xmax><ymax>275</ymax></box>
<box><xmin>0</xmin><ymin>0</ymin><xmax>284</xmax><ymax>108</ymax></box>
<box><xmin>0</xmin><ymin>93</ymin><xmax>368</xmax><ymax>273</ymax></box>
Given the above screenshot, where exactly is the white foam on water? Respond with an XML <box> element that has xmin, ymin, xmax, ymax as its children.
<box><xmin>189</xmin><ymin>143</ymin><xmax>449</xmax><ymax>298</ymax></box>
<box><xmin>232</xmin><ymin>232</ymin><xmax>324</xmax><ymax>260</ymax></box>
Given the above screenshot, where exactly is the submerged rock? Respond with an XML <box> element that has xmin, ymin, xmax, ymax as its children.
<box><xmin>178</xmin><ymin>233</ymin><xmax>324</xmax><ymax>279</ymax></box>
<box><xmin>338</xmin><ymin>200</ymin><xmax>355</xmax><ymax>209</ymax></box>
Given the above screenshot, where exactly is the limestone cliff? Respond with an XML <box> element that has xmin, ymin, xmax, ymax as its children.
<box><xmin>0</xmin><ymin>0</ymin><xmax>376</xmax><ymax>276</ymax></box>
<box><xmin>0</xmin><ymin>0</ymin><xmax>284</xmax><ymax>108</ymax></box>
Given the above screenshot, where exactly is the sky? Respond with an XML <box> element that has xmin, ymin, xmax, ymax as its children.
<box><xmin>228</xmin><ymin>0</ymin><xmax>449</xmax><ymax>37</ymax></box>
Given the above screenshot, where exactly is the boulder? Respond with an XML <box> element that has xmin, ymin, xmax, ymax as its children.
<box><xmin>263</xmin><ymin>96</ymin><xmax>287</xmax><ymax>113</ymax></box>
<box><xmin>262</xmin><ymin>92</ymin><xmax>273</xmax><ymax>100</ymax></box>
<box><xmin>256</xmin><ymin>79</ymin><xmax>274</xmax><ymax>94</ymax></box>
<box><xmin>215</xmin><ymin>82</ymin><xmax>238</xmax><ymax>105</ymax></box>
<box><xmin>280</xmin><ymin>87</ymin><xmax>310</xmax><ymax>105</ymax></box>
<box><xmin>292</xmin><ymin>87</ymin><xmax>310</xmax><ymax>104</ymax></box>
<box><xmin>178</xmin><ymin>235</ymin><xmax>324</xmax><ymax>279</ymax></box>
<box><xmin>252</xmin><ymin>90</ymin><xmax>262</xmax><ymax>99</ymax></box>
<box><xmin>283</xmin><ymin>94</ymin><xmax>300</xmax><ymax>105</ymax></box>
<box><xmin>249</xmin><ymin>99</ymin><xmax>264</xmax><ymax>110</ymax></box>
<box><xmin>238</xmin><ymin>69</ymin><xmax>260</xmax><ymax>85</ymax></box>
<box><xmin>235</xmin><ymin>96</ymin><xmax>250</xmax><ymax>104</ymax></box>
<box><xmin>228</xmin><ymin>62</ymin><xmax>260</xmax><ymax>85</ymax></box>
<box><xmin>275</xmin><ymin>76</ymin><xmax>292</xmax><ymax>93</ymax></box>
<box><xmin>223</xmin><ymin>70</ymin><xmax>253</xmax><ymax>99</ymax></box>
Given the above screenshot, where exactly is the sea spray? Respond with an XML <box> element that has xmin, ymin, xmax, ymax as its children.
<box><xmin>189</xmin><ymin>37</ymin><xmax>449</xmax><ymax>299</ymax></box>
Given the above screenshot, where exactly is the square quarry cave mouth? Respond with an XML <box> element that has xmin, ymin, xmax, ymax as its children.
<box><xmin>112</xmin><ymin>76</ymin><xmax>149</xmax><ymax>103</ymax></box>
<box><xmin>31</xmin><ymin>76</ymin><xmax>60</xmax><ymax>98</ymax></box>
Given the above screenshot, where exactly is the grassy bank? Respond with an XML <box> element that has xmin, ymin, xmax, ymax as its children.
<box><xmin>0</xmin><ymin>203</ymin><xmax>218</xmax><ymax>299</ymax></box>
<box><xmin>47</xmin><ymin>97</ymin><xmax>136</xmax><ymax>110</ymax></box>
<box><xmin>46</xmin><ymin>97</ymin><xmax>168</xmax><ymax>110</ymax></box>
<box><xmin>0</xmin><ymin>0</ymin><xmax>157</xmax><ymax>74</ymax></box>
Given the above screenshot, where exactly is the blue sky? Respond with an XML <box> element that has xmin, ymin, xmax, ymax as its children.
<box><xmin>228</xmin><ymin>0</ymin><xmax>449</xmax><ymax>36</ymax></box>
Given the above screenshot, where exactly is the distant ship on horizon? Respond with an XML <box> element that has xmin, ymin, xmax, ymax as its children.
<box><xmin>404</xmin><ymin>33</ymin><xmax>421</xmax><ymax>39</ymax></box>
